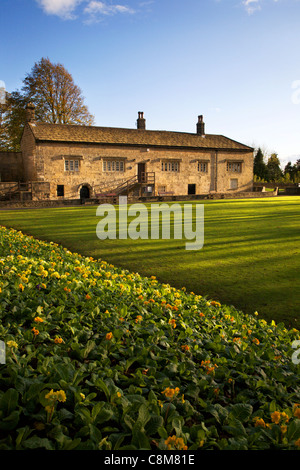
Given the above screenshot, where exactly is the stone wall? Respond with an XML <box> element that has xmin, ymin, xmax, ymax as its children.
<box><xmin>34</xmin><ymin>142</ymin><xmax>253</xmax><ymax>200</ymax></box>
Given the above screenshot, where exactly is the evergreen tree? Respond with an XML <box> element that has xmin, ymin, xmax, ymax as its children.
<box><xmin>253</xmin><ymin>148</ymin><xmax>267</xmax><ymax>180</ymax></box>
<box><xmin>266</xmin><ymin>153</ymin><xmax>283</xmax><ymax>182</ymax></box>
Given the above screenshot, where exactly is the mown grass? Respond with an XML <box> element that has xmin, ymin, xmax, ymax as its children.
<box><xmin>0</xmin><ymin>196</ymin><xmax>299</xmax><ymax>327</ymax></box>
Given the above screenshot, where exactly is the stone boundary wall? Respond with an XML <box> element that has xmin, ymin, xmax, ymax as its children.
<box><xmin>0</xmin><ymin>190</ymin><xmax>282</xmax><ymax>209</ymax></box>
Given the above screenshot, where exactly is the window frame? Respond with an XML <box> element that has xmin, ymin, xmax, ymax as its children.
<box><xmin>161</xmin><ymin>161</ymin><xmax>180</xmax><ymax>172</ymax></box>
<box><xmin>103</xmin><ymin>159</ymin><xmax>125</xmax><ymax>172</ymax></box>
<box><xmin>64</xmin><ymin>159</ymin><xmax>80</xmax><ymax>172</ymax></box>
<box><xmin>197</xmin><ymin>161</ymin><xmax>208</xmax><ymax>173</ymax></box>
<box><xmin>226</xmin><ymin>161</ymin><xmax>242</xmax><ymax>173</ymax></box>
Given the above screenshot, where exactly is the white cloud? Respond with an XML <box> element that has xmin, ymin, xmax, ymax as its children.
<box><xmin>35</xmin><ymin>0</ymin><xmax>84</xmax><ymax>19</ymax></box>
<box><xmin>84</xmin><ymin>1</ymin><xmax>134</xmax><ymax>15</ymax></box>
<box><xmin>35</xmin><ymin>0</ymin><xmax>135</xmax><ymax>21</ymax></box>
<box><xmin>83</xmin><ymin>1</ymin><xmax>135</xmax><ymax>23</ymax></box>
<box><xmin>241</xmin><ymin>0</ymin><xmax>281</xmax><ymax>15</ymax></box>
<box><xmin>242</xmin><ymin>0</ymin><xmax>262</xmax><ymax>14</ymax></box>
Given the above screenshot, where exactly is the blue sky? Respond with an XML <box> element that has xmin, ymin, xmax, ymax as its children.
<box><xmin>1</xmin><ymin>0</ymin><xmax>300</xmax><ymax>166</ymax></box>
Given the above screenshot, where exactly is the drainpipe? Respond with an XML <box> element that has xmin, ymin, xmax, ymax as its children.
<box><xmin>215</xmin><ymin>151</ymin><xmax>218</xmax><ymax>192</ymax></box>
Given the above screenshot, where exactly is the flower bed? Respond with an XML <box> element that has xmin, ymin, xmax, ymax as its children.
<box><xmin>0</xmin><ymin>226</ymin><xmax>299</xmax><ymax>450</ymax></box>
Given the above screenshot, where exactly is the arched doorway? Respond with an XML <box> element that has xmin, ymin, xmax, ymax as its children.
<box><xmin>80</xmin><ymin>185</ymin><xmax>90</xmax><ymax>201</ymax></box>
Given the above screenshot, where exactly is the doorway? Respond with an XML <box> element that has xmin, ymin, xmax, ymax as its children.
<box><xmin>137</xmin><ymin>162</ymin><xmax>146</xmax><ymax>182</ymax></box>
<box><xmin>188</xmin><ymin>184</ymin><xmax>196</xmax><ymax>195</ymax></box>
<box><xmin>80</xmin><ymin>185</ymin><xmax>90</xmax><ymax>200</ymax></box>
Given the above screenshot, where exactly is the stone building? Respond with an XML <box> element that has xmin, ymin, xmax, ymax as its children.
<box><xmin>1</xmin><ymin>104</ymin><xmax>254</xmax><ymax>201</ymax></box>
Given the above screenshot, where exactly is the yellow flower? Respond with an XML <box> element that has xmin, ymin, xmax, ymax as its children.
<box><xmin>45</xmin><ymin>389</ymin><xmax>56</xmax><ymax>400</ymax></box>
<box><xmin>161</xmin><ymin>387</ymin><xmax>180</xmax><ymax>399</ymax></box>
<box><xmin>165</xmin><ymin>435</ymin><xmax>187</xmax><ymax>450</ymax></box>
<box><xmin>135</xmin><ymin>315</ymin><xmax>143</xmax><ymax>323</ymax></box>
<box><xmin>7</xmin><ymin>340</ymin><xmax>18</xmax><ymax>349</ymax></box>
<box><xmin>281</xmin><ymin>425</ymin><xmax>287</xmax><ymax>434</ymax></box>
<box><xmin>271</xmin><ymin>411</ymin><xmax>281</xmax><ymax>424</ymax></box>
<box><xmin>253</xmin><ymin>417</ymin><xmax>266</xmax><ymax>428</ymax></box>
<box><xmin>280</xmin><ymin>412</ymin><xmax>289</xmax><ymax>423</ymax></box>
<box><xmin>56</xmin><ymin>390</ymin><xmax>67</xmax><ymax>402</ymax></box>
<box><xmin>19</xmin><ymin>283</ymin><xmax>24</xmax><ymax>291</ymax></box>
<box><xmin>45</xmin><ymin>389</ymin><xmax>66</xmax><ymax>403</ymax></box>
<box><xmin>106</xmin><ymin>332</ymin><xmax>113</xmax><ymax>341</ymax></box>
<box><xmin>34</xmin><ymin>316</ymin><xmax>44</xmax><ymax>323</ymax></box>
<box><xmin>80</xmin><ymin>393</ymin><xmax>86</xmax><ymax>400</ymax></box>
<box><xmin>293</xmin><ymin>405</ymin><xmax>300</xmax><ymax>419</ymax></box>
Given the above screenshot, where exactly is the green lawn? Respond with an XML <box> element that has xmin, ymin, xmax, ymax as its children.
<box><xmin>0</xmin><ymin>196</ymin><xmax>299</xmax><ymax>327</ymax></box>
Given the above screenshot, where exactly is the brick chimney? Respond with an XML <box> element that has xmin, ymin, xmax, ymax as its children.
<box><xmin>196</xmin><ymin>115</ymin><xmax>205</xmax><ymax>136</ymax></box>
<box><xmin>26</xmin><ymin>102</ymin><xmax>36</xmax><ymax>123</ymax></box>
<box><xmin>137</xmin><ymin>111</ymin><xmax>146</xmax><ymax>130</ymax></box>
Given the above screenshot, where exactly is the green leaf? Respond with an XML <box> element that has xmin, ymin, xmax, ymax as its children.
<box><xmin>287</xmin><ymin>419</ymin><xmax>300</xmax><ymax>442</ymax></box>
<box><xmin>23</xmin><ymin>436</ymin><xmax>54</xmax><ymax>450</ymax></box>
<box><xmin>223</xmin><ymin>417</ymin><xmax>247</xmax><ymax>438</ymax></box>
<box><xmin>0</xmin><ymin>410</ymin><xmax>20</xmax><ymax>431</ymax></box>
<box><xmin>137</xmin><ymin>403</ymin><xmax>150</xmax><ymax>428</ymax></box>
<box><xmin>145</xmin><ymin>415</ymin><xmax>164</xmax><ymax>436</ymax></box>
<box><xmin>0</xmin><ymin>389</ymin><xmax>19</xmax><ymax>415</ymax></box>
<box><xmin>229</xmin><ymin>404</ymin><xmax>253</xmax><ymax>423</ymax></box>
<box><xmin>94</xmin><ymin>378</ymin><xmax>110</xmax><ymax>400</ymax></box>
<box><xmin>83</xmin><ymin>340</ymin><xmax>96</xmax><ymax>359</ymax></box>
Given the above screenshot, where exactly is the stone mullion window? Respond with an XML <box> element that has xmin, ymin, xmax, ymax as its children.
<box><xmin>197</xmin><ymin>161</ymin><xmax>208</xmax><ymax>173</ymax></box>
<box><xmin>103</xmin><ymin>160</ymin><xmax>125</xmax><ymax>172</ymax></box>
<box><xmin>64</xmin><ymin>158</ymin><xmax>80</xmax><ymax>172</ymax></box>
<box><xmin>161</xmin><ymin>161</ymin><xmax>180</xmax><ymax>172</ymax></box>
<box><xmin>226</xmin><ymin>162</ymin><xmax>242</xmax><ymax>173</ymax></box>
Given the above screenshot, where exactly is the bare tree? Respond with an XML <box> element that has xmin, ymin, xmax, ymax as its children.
<box><xmin>22</xmin><ymin>57</ymin><xmax>94</xmax><ymax>125</ymax></box>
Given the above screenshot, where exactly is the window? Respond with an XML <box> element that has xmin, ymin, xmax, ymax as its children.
<box><xmin>65</xmin><ymin>159</ymin><xmax>79</xmax><ymax>171</ymax></box>
<box><xmin>158</xmin><ymin>185</ymin><xmax>166</xmax><ymax>194</ymax></box>
<box><xmin>230</xmin><ymin>178</ymin><xmax>238</xmax><ymax>190</ymax></box>
<box><xmin>57</xmin><ymin>185</ymin><xmax>64</xmax><ymax>197</ymax></box>
<box><xmin>227</xmin><ymin>162</ymin><xmax>242</xmax><ymax>173</ymax></box>
<box><xmin>198</xmin><ymin>161</ymin><xmax>208</xmax><ymax>172</ymax></box>
<box><xmin>103</xmin><ymin>160</ymin><xmax>124</xmax><ymax>172</ymax></box>
<box><xmin>161</xmin><ymin>161</ymin><xmax>179</xmax><ymax>172</ymax></box>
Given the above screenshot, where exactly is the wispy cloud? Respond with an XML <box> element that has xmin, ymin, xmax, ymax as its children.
<box><xmin>35</xmin><ymin>0</ymin><xmax>84</xmax><ymax>19</ymax></box>
<box><xmin>241</xmin><ymin>0</ymin><xmax>280</xmax><ymax>15</ymax></box>
<box><xmin>35</xmin><ymin>0</ymin><xmax>136</xmax><ymax>21</ymax></box>
<box><xmin>84</xmin><ymin>1</ymin><xmax>135</xmax><ymax>22</ymax></box>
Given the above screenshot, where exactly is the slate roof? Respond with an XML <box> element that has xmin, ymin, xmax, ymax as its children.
<box><xmin>27</xmin><ymin>122</ymin><xmax>253</xmax><ymax>151</ymax></box>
